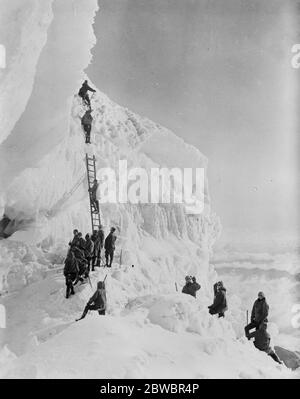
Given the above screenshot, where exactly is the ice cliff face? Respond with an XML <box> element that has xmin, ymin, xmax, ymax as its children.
<box><xmin>0</xmin><ymin>0</ymin><xmax>221</xmax><ymax>294</ymax></box>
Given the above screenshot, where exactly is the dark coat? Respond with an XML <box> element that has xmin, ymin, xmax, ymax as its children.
<box><xmin>98</xmin><ymin>229</ymin><xmax>105</xmax><ymax>248</ymax></box>
<box><xmin>209</xmin><ymin>287</ymin><xmax>227</xmax><ymax>314</ymax></box>
<box><xmin>88</xmin><ymin>288</ymin><xmax>106</xmax><ymax>310</ymax></box>
<box><xmin>85</xmin><ymin>238</ymin><xmax>94</xmax><ymax>259</ymax></box>
<box><xmin>82</xmin><ymin>111</ymin><xmax>93</xmax><ymax>126</ymax></box>
<box><xmin>250</xmin><ymin>328</ymin><xmax>272</xmax><ymax>353</ymax></box>
<box><xmin>104</xmin><ymin>232</ymin><xmax>117</xmax><ymax>251</ymax></box>
<box><xmin>78</xmin><ymin>82</ymin><xmax>96</xmax><ymax>97</ymax></box>
<box><xmin>64</xmin><ymin>254</ymin><xmax>79</xmax><ymax>276</ymax></box>
<box><xmin>182</xmin><ymin>281</ymin><xmax>201</xmax><ymax>298</ymax></box>
<box><xmin>251</xmin><ymin>298</ymin><xmax>269</xmax><ymax>324</ymax></box>
<box><xmin>89</xmin><ymin>182</ymin><xmax>98</xmax><ymax>200</ymax></box>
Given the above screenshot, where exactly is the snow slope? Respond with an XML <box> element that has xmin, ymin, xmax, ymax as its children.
<box><xmin>0</xmin><ymin>0</ymin><xmax>298</xmax><ymax>379</ymax></box>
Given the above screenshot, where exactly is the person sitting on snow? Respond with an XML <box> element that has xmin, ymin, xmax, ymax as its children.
<box><xmin>208</xmin><ymin>281</ymin><xmax>227</xmax><ymax>318</ymax></box>
<box><xmin>248</xmin><ymin>322</ymin><xmax>282</xmax><ymax>364</ymax></box>
<box><xmin>76</xmin><ymin>281</ymin><xmax>107</xmax><ymax>321</ymax></box>
<box><xmin>182</xmin><ymin>276</ymin><xmax>201</xmax><ymax>298</ymax></box>
<box><xmin>78</xmin><ymin>80</ymin><xmax>96</xmax><ymax>107</ymax></box>
<box><xmin>63</xmin><ymin>250</ymin><xmax>79</xmax><ymax>298</ymax></box>
<box><xmin>81</xmin><ymin>109</ymin><xmax>93</xmax><ymax>144</ymax></box>
<box><xmin>245</xmin><ymin>291</ymin><xmax>269</xmax><ymax>338</ymax></box>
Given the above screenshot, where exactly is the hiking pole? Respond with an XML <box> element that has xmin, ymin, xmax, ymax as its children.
<box><xmin>87</xmin><ymin>275</ymin><xmax>93</xmax><ymax>290</ymax></box>
<box><xmin>103</xmin><ymin>274</ymin><xmax>107</xmax><ymax>283</ymax></box>
<box><xmin>175</xmin><ymin>282</ymin><xmax>178</xmax><ymax>292</ymax></box>
<box><xmin>246</xmin><ymin>310</ymin><xmax>249</xmax><ymax>325</ymax></box>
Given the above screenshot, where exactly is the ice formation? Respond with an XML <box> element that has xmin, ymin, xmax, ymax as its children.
<box><xmin>0</xmin><ymin>0</ymin><xmax>298</xmax><ymax>378</ymax></box>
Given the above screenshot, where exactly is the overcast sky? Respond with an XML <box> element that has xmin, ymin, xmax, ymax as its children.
<box><xmin>88</xmin><ymin>0</ymin><xmax>300</xmax><ymax>233</ymax></box>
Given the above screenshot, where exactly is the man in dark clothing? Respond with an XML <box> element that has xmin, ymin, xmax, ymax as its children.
<box><xmin>69</xmin><ymin>229</ymin><xmax>79</xmax><ymax>247</ymax></box>
<box><xmin>104</xmin><ymin>227</ymin><xmax>117</xmax><ymax>268</ymax></box>
<box><xmin>208</xmin><ymin>282</ymin><xmax>228</xmax><ymax>318</ymax></box>
<box><xmin>245</xmin><ymin>292</ymin><xmax>269</xmax><ymax>338</ymax></box>
<box><xmin>81</xmin><ymin>109</ymin><xmax>93</xmax><ymax>144</ymax></box>
<box><xmin>63</xmin><ymin>250</ymin><xmax>79</xmax><ymax>298</ymax></box>
<box><xmin>84</xmin><ymin>233</ymin><xmax>94</xmax><ymax>273</ymax></box>
<box><xmin>95</xmin><ymin>226</ymin><xmax>105</xmax><ymax>267</ymax></box>
<box><xmin>76</xmin><ymin>232</ymin><xmax>86</xmax><ymax>252</ymax></box>
<box><xmin>71</xmin><ymin>244</ymin><xmax>88</xmax><ymax>283</ymax></box>
<box><xmin>76</xmin><ymin>281</ymin><xmax>107</xmax><ymax>321</ymax></box>
<box><xmin>182</xmin><ymin>276</ymin><xmax>201</xmax><ymax>298</ymax></box>
<box><xmin>89</xmin><ymin>179</ymin><xmax>99</xmax><ymax>213</ymax></box>
<box><xmin>78</xmin><ymin>80</ymin><xmax>96</xmax><ymax>107</ymax></box>
<box><xmin>91</xmin><ymin>230</ymin><xmax>99</xmax><ymax>271</ymax></box>
<box><xmin>248</xmin><ymin>323</ymin><xmax>282</xmax><ymax>364</ymax></box>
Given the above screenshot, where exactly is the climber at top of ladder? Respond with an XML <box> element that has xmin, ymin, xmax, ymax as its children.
<box><xmin>78</xmin><ymin>79</ymin><xmax>96</xmax><ymax>108</ymax></box>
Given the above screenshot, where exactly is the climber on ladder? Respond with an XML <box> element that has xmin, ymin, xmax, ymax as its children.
<box><xmin>89</xmin><ymin>179</ymin><xmax>99</xmax><ymax>213</ymax></box>
<box><xmin>81</xmin><ymin>109</ymin><xmax>93</xmax><ymax>144</ymax></box>
<box><xmin>78</xmin><ymin>80</ymin><xmax>96</xmax><ymax>108</ymax></box>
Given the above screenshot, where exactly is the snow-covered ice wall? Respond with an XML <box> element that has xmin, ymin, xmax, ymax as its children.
<box><xmin>0</xmin><ymin>0</ymin><xmax>221</xmax><ymax>296</ymax></box>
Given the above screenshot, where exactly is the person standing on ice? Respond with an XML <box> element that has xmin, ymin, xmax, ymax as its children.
<box><xmin>81</xmin><ymin>109</ymin><xmax>93</xmax><ymax>144</ymax></box>
<box><xmin>78</xmin><ymin>79</ymin><xmax>96</xmax><ymax>107</ymax></box>
<box><xmin>248</xmin><ymin>322</ymin><xmax>282</xmax><ymax>364</ymax></box>
<box><xmin>94</xmin><ymin>226</ymin><xmax>105</xmax><ymax>268</ymax></box>
<box><xmin>208</xmin><ymin>281</ymin><xmax>227</xmax><ymax>318</ymax></box>
<box><xmin>182</xmin><ymin>276</ymin><xmax>201</xmax><ymax>298</ymax></box>
<box><xmin>69</xmin><ymin>229</ymin><xmax>79</xmax><ymax>247</ymax></box>
<box><xmin>89</xmin><ymin>179</ymin><xmax>99</xmax><ymax>213</ymax></box>
<box><xmin>245</xmin><ymin>291</ymin><xmax>269</xmax><ymax>339</ymax></box>
<box><xmin>84</xmin><ymin>233</ymin><xmax>94</xmax><ymax>273</ymax></box>
<box><xmin>76</xmin><ymin>281</ymin><xmax>107</xmax><ymax>321</ymax></box>
<box><xmin>63</xmin><ymin>250</ymin><xmax>79</xmax><ymax>298</ymax></box>
<box><xmin>104</xmin><ymin>227</ymin><xmax>117</xmax><ymax>268</ymax></box>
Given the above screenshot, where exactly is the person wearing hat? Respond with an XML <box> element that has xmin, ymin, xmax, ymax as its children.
<box><xmin>182</xmin><ymin>276</ymin><xmax>201</xmax><ymax>298</ymax></box>
<box><xmin>76</xmin><ymin>281</ymin><xmax>107</xmax><ymax>321</ymax></box>
<box><xmin>245</xmin><ymin>291</ymin><xmax>269</xmax><ymax>339</ymax></box>
<box><xmin>78</xmin><ymin>79</ymin><xmax>96</xmax><ymax>107</ymax></box>
<box><xmin>248</xmin><ymin>322</ymin><xmax>282</xmax><ymax>364</ymax></box>
<box><xmin>104</xmin><ymin>227</ymin><xmax>117</xmax><ymax>268</ymax></box>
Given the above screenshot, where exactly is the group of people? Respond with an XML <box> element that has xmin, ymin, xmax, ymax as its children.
<box><xmin>181</xmin><ymin>277</ymin><xmax>227</xmax><ymax>318</ymax></box>
<box><xmin>78</xmin><ymin>80</ymin><xmax>96</xmax><ymax>144</ymax></box>
<box><xmin>63</xmin><ymin>227</ymin><xmax>117</xmax><ymax>299</ymax></box>
<box><xmin>181</xmin><ymin>277</ymin><xmax>282</xmax><ymax>364</ymax></box>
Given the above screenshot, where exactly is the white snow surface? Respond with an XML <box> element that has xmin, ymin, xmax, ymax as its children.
<box><xmin>0</xmin><ymin>0</ymin><xmax>299</xmax><ymax>379</ymax></box>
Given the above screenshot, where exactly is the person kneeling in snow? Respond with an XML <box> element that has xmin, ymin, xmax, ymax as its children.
<box><xmin>208</xmin><ymin>281</ymin><xmax>227</xmax><ymax>318</ymax></box>
<box><xmin>182</xmin><ymin>276</ymin><xmax>201</xmax><ymax>298</ymax></box>
<box><xmin>76</xmin><ymin>281</ymin><xmax>107</xmax><ymax>321</ymax></box>
<box><xmin>248</xmin><ymin>322</ymin><xmax>282</xmax><ymax>364</ymax></box>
